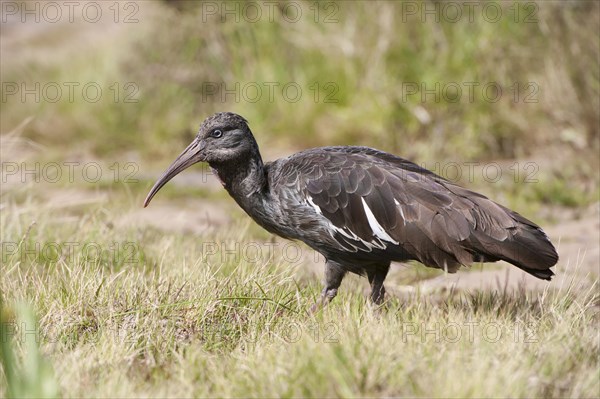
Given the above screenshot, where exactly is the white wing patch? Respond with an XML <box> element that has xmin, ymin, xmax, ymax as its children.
<box><xmin>306</xmin><ymin>195</ymin><xmax>389</xmax><ymax>252</ymax></box>
<box><xmin>394</xmin><ymin>199</ymin><xmax>406</xmax><ymax>224</ymax></box>
<box><xmin>361</xmin><ymin>197</ymin><xmax>399</xmax><ymax>244</ymax></box>
<box><xmin>307</xmin><ymin>196</ymin><xmax>322</xmax><ymax>215</ymax></box>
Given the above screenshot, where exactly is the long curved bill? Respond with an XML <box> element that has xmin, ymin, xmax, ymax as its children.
<box><xmin>143</xmin><ymin>139</ymin><xmax>204</xmax><ymax>207</ymax></box>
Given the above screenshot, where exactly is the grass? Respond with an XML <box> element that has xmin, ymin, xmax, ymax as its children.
<box><xmin>1</xmin><ymin>1</ymin><xmax>599</xmax><ymax>397</ymax></box>
<box><xmin>1</xmin><ymin>184</ymin><xmax>599</xmax><ymax>398</ymax></box>
<box><xmin>0</xmin><ymin>301</ymin><xmax>60</xmax><ymax>399</ymax></box>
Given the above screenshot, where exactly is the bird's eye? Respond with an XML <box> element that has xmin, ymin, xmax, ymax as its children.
<box><xmin>211</xmin><ymin>129</ymin><xmax>223</xmax><ymax>138</ymax></box>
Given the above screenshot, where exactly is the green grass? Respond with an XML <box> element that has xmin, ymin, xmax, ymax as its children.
<box><xmin>1</xmin><ymin>188</ymin><xmax>598</xmax><ymax>398</ymax></box>
<box><xmin>1</xmin><ymin>1</ymin><xmax>599</xmax><ymax>397</ymax></box>
<box><xmin>0</xmin><ymin>298</ymin><xmax>60</xmax><ymax>399</ymax></box>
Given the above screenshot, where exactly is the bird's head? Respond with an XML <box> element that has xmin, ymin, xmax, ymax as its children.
<box><xmin>143</xmin><ymin>112</ymin><xmax>257</xmax><ymax>207</ymax></box>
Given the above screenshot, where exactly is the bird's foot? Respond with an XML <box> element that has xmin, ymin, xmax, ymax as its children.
<box><xmin>367</xmin><ymin>286</ymin><xmax>387</xmax><ymax>316</ymax></box>
<box><xmin>370</xmin><ymin>294</ymin><xmax>386</xmax><ymax>307</ymax></box>
<box><xmin>309</xmin><ymin>302</ymin><xmax>322</xmax><ymax>314</ymax></box>
<box><xmin>368</xmin><ymin>298</ymin><xmax>388</xmax><ymax>317</ymax></box>
<box><xmin>310</xmin><ymin>288</ymin><xmax>338</xmax><ymax>313</ymax></box>
<box><xmin>370</xmin><ymin>284</ymin><xmax>386</xmax><ymax>305</ymax></box>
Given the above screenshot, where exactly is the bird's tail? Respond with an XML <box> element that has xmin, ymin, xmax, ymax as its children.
<box><xmin>470</xmin><ymin>209</ymin><xmax>558</xmax><ymax>280</ymax></box>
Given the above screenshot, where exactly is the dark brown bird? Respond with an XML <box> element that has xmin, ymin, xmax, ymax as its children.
<box><xmin>144</xmin><ymin>112</ymin><xmax>558</xmax><ymax>308</ymax></box>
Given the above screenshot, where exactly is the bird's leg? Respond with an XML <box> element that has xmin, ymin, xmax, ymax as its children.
<box><xmin>367</xmin><ymin>265</ymin><xmax>390</xmax><ymax>305</ymax></box>
<box><xmin>311</xmin><ymin>261</ymin><xmax>346</xmax><ymax>313</ymax></box>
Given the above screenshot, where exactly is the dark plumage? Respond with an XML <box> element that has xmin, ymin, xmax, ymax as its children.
<box><xmin>144</xmin><ymin>112</ymin><xmax>558</xmax><ymax>308</ymax></box>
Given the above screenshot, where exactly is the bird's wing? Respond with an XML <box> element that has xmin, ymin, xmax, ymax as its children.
<box><xmin>271</xmin><ymin>147</ymin><xmax>557</xmax><ymax>275</ymax></box>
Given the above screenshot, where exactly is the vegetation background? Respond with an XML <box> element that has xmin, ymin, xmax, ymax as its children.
<box><xmin>1</xmin><ymin>1</ymin><xmax>598</xmax><ymax>398</ymax></box>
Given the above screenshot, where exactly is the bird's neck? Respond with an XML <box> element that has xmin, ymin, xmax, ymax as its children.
<box><xmin>209</xmin><ymin>154</ymin><xmax>268</xmax><ymax>207</ymax></box>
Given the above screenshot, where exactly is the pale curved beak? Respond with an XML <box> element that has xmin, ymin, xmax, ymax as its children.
<box><xmin>144</xmin><ymin>139</ymin><xmax>204</xmax><ymax>207</ymax></box>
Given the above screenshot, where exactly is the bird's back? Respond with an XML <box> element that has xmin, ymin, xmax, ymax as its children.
<box><xmin>263</xmin><ymin>146</ymin><xmax>557</xmax><ymax>279</ymax></box>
